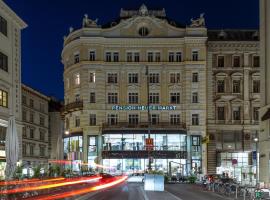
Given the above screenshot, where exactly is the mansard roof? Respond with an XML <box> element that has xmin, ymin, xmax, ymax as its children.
<box><xmin>208</xmin><ymin>29</ymin><xmax>259</xmax><ymax>41</ymax></box>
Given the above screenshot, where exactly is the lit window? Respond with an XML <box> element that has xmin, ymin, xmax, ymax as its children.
<box><xmin>89</xmin><ymin>72</ymin><xmax>95</xmax><ymax>83</ymax></box>
<box><xmin>0</xmin><ymin>89</ymin><xmax>8</xmax><ymax>108</ymax></box>
<box><xmin>75</xmin><ymin>73</ymin><xmax>80</xmax><ymax>85</ymax></box>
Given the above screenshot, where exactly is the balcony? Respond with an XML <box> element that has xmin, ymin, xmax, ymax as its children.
<box><xmin>61</xmin><ymin>100</ymin><xmax>83</xmax><ymax>115</ymax></box>
<box><xmin>102</xmin><ymin>122</ymin><xmax>186</xmax><ymax>131</ymax></box>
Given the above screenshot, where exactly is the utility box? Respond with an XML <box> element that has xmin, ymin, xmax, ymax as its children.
<box><xmin>144</xmin><ymin>174</ymin><xmax>164</xmax><ymax>191</ymax></box>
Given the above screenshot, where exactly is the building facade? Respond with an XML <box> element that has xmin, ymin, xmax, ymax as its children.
<box><xmin>207</xmin><ymin>30</ymin><xmax>260</xmax><ymax>185</ymax></box>
<box><xmin>21</xmin><ymin>84</ymin><xmax>50</xmax><ymax>169</ymax></box>
<box><xmin>0</xmin><ymin>0</ymin><xmax>26</xmax><ymax>178</ymax></box>
<box><xmin>61</xmin><ymin>5</ymin><xmax>260</xmax><ymax>181</ymax></box>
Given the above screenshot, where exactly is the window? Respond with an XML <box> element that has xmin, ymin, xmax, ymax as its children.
<box><xmin>40</xmin><ymin>115</ymin><xmax>45</xmax><ymax>126</ymax></box>
<box><xmin>134</xmin><ymin>52</ymin><xmax>140</xmax><ymax>62</ymax></box>
<box><xmin>40</xmin><ymin>131</ymin><xmax>45</xmax><ymax>141</ymax></box>
<box><xmin>217</xmin><ymin>80</ymin><xmax>225</xmax><ymax>93</ymax></box>
<box><xmin>170</xmin><ymin>114</ymin><xmax>180</xmax><ymax>125</ymax></box>
<box><xmin>128</xmin><ymin>73</ymin><xmax>138</xmax><ymax>84</ymax></box>
<box><xmin>253</xmin><ymin>80</ymin><xmax>260</xmax><ymax>93</ymax></box>
<box><xmin>29</xmin><ymin>99</ymin><xmax>34</xmax><ymax>108</ymax></box>
<box><xmin>253</xmin><ymin>56</ymin><xmax>260</xmax><ymax>67</ymax></box>
<box><xmin>22</xmin><ymin>143</ymin><xmax>26</xmax><ymax>155</ymax></box>
<box><xmin>217</xmin><ymin>56</ymin><xmax>224</xmax><ymax>67</ymax></box>
<box><xmin>176</xmin><ymin>52</ymin><xmax>182</xmax><ymax>62</ymax></box>
<box><xmin>40</xmin><ymin>146</ymin><xmax>45</xmax><ymax>157</ymax></box>
<box><xmin>113</xmin><ymin>52</ymin><xmax>119</xmax><ymax>62</ymax></box>
<box><xmin>22</xmin><ymin>110</ymin><xmax>27</xmax><ymax>121</ymax></box>
<box><xmin>74</xmin><ymin>54</ymin><xmax>80</xmax><ymax>64</ymax></box>
<box><xmin>30</xmin><ymin>112</ymin><xmax>34</xmax><ymax>123</ymax></box>
<box><xmin>169</xmin><ymin>52</ymin><xmax>174</xmax><ymax>62</ymax></box>
<box><xmin>192</xmin><ymin>92</ymin><xmax>198</xmax><ymax>103</ymax></box>
<box><xmin>151</xmin><ymin>114</ymin><xmax>159</xmax><ymax>125</ymax></box>
<box><xmin>138</xmin><ymin>27</ymin><xmax>149</xmax><ymax>36</ymax></box>
<box><xmin>0</xmin><ymin>52</ymin><xmax>8</xmax><ymax>72</ymax></box>
<box><xmin>253</xmin><ymin>107</ymin><xmax>259</xmax><ymax>121</ymax></box>
<box><xmin>22</xmin><ymin>95</ymin><xmax>26</xmax><ymax>105</ymax></box>
<box><xmin>149</xmin><ymin>73</ymin><xmax>159</xmax><ymax>83</ymax></box>
<box><xmin>192</xmin><ymin>114</ymin><xmax>199</xmax><ymax>125</ymax></box>
<box><xmin>129</xmin><ymin>114</ymin><xmax>139</xmax><ymax>125</ymax></box>
<box><xmin>89</xmin><ymin>51</ymin><xmax>95</xmax><ymax>61</ymax></box>
<box><xmin>75</xmin><ymin>73</ymin><xmax>80</xmax><ymax>85</ymax></box>
<box><xmin>22</xmin><ymin>127</ymin><xmax>27</xmax><ymax>137</ymax></box>
<box><xmin>0</xmin><ymin>16</ymin><xmax>7</xmax><ymax>36</ymax></box>
<box><xmin>128</xmin><ymin>93</ymin><xmax>138</xmax><ymax>104</ymax></box>
<box><xmin>89</xmin><ymin>114</ymin><xmax>96</xmax><ymax>126</ymax></box>
<box><xmin>233</xmin><ymin>56</ymin><xmax>240</xmax><ymax>67</ymax></box>
<box><xmin>40</xmin><ymin>103</ymin><xmax>45</xmax><ymax>112</ymax></box>
<box><xmin>108</xmin><ymin>93</ymin><xmax>118</xmax><ymax>104</ymax></box>
<box><xmin>192</xmin><ymin>51</ymin><xmax>199</xmax><ymax>61</ymax></box>
<box><xmin>170</xmin><ymin>92</ymin><xmax>180</xmax><ymax>104</ymax></box>
<box><xmin>217</xmin><ymin>107</ymin><xmax>225</xmax><ymax>120</ymax></box>
<box><xmin>90</xmin><ymin>92</ymin><xmax>96</xmax><ymax>103</ymax></box>
<box><xmin>89</xmin><ymin>72</ymin><xmax>95</xmax><ymax>83</ymax></box>
<box><xmin>127</xmin><ymin>52</ymin><xmax>132</xmax><ymax>62</ymax></box>
<box><xmin>148</xmin><ymin>52</ymin><xmax>153</xmax><ymax>62</ymax></box>
<box><xmin>170</xmin><ymin>73</ymin><xmax>181</xmax><ymax>83</ymax></box>
<box><xmin>30</xmin><ymin>129</ymin><xmax>34</xmax><ymax>139</ymax></box>
<box><xmin>106</xmin><ymin>52</ymin><xmax>112</xmax><ymax>62</ymax></box>
<box><xmin>108</xmin><ymin>114</ymin><xmax>118</xmax><ymax>125</ymax></box>
<box><xmin>233</xmin><ymin>107</ymin><xmax>241</xmax><ymax>120</ymax></box>
<box><xmin>149</xmin><ymin>93</ymin><xmax>159</xmax><ymax>104</ymax></box>
<box><xmin>75</xmin><ymin>94</ymin><xmax>80</xmax><ymax>102</ymax></box>
<box><xmin>30</xmin><ymin>145</ymin><xmax>34</xmax><ymax>156</ymax></box>
<box><xmin>107</xmin><ymin>73</ymin><xmax>118</xmax><ymax>83</ymax></box>
<box><xmin>192</xmin><ymin>73</ymin><xmax>199</xmax><ymax>83</ymax></box>
<box><xmin>155</xmin><ymin>52</ymin><xmax>161</xmax><ymax>62</ymax></box>
<box><xmin>75</xmin><ymin>116</ymin><xmax>80</xmax><ymax>127</ymax></box>
<box><xmin>233</xmin><ymin>80</ymin><xmax>241</xmax><ymax>93</ymax></box>
<box><xmin>0</xmin><ymin>90</ymin><xmax>8</xmax><ymax>108</ymax></box>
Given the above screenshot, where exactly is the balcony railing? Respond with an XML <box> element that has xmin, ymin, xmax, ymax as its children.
<box><xmin>61</xmin><ymin>100</ymin><xmax>83</xmax><ymax>114</ymax></box>
<box><xmin>102</xmin><ymin>121</ymin><xmax>186</xmax><ymax>130</ymax></box>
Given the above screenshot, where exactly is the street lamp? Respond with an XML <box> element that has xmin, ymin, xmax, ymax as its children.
<box><xmin>254</xmin><ymin>136</ymin><xmax>259</xmax><ymax>187</ymax></box>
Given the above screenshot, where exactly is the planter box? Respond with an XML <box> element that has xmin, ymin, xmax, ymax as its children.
<box><xmin>144</xmin><ymin>174</ymin><xmax>164</xmax><ymax>191</ymax></box>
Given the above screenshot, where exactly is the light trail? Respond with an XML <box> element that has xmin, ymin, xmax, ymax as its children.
<box><xmin>26</xmin><ymin>176</ymin><xmax>128</xmax><ymax>200</ymax></box>
<box><xmin>0</xmin><ymin>177</ymin><xmax>65</xmax><ymax>186</ymax></box>
<box><xmin>1</xmin><ymin>176</ymin><xmax>101</xmax><ymax>195</ymax></box>
<box><xmin>49</xmin><ymin>160</ymin><xmax>115</xmax><ymax>169</ymax></box>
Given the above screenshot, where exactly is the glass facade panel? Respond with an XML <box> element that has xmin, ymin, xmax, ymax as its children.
<box><xmin>133</xmin><ymin>134</ymin><xmax>145</xmax><ymax>150</ymax></box>
<box><xmin>167</xmin><ymin>134</ymin><xmax>180</xmax><ymax>150</ymax></box>
<box><xmin>123</xmin><ymin>134</ymin><xmax>134</xmax><ymax>150</ymax></box>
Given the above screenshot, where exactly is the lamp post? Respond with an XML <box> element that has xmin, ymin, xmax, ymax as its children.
<box><xmin>65</xmin><ymin>130</ymin><xmax>72</xmax><ymax>174</ymax></box>
<box><xmin>254</xmin><ymin>136</ymin><xmax>259</xmax><ymax>187</ymax></box>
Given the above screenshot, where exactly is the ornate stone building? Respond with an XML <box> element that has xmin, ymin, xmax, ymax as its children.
<box><xmin>21</xmin><ymin>84</ymin><xmax>50</xmax><ymax>169</ymax></box>
<box><xmin>61</xmin><ymin>5</ymin><xmax>260</xmax><ymax>182</ymax></box>
<box><xmin>0</xmin><ymin>0</ymin><xmax>27</xmax><ymax>178</ymax></box>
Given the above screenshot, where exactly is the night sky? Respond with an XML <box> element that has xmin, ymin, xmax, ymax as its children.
<box><xmin>4</xmin><ymin>0</ymin><xmax>259</xmax><ymax>100</ymax></box>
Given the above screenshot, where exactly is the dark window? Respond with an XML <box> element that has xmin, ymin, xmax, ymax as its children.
<box><xmin>74</xmin><ymin>54</ymin><xmax>80</xmax><ymax>64</ymax></box>
<box><xmin>108</xmin><ymin>93</ymin><xmax>118</xmax><ymax>104</ymax></box>
<box><xmin>176</xmin><ymin>52</ymin><xmax>182</xmax><ymax>62</ymax></box>
<box><xmin>233</xmin><ymin>107</ymin><xmax>241</xmax><ymax>120</ymax></box>
<box><xmin>253</xmin><ymin>56</ymin><xmax>260</xmax><ymax>67</ymax></box>
<box><xmin>128</xmin><ymin>73</ymin><xmax>138</xmax><ymax>84</ymax></box>
<box><xmin>134</xmin><ymin>52</ymin><xmax>140</xmax><ymax>62</ymax></box>
<box><xmin>170</xmin><ymin>114</ymin><xmax>180</xmax><ymax>125</ymax></box>
<box><xmin>89</xmin><ymin>51</ymin><xmax>95</xmax><ymax>61</ymax></box>
<box><xmin>106</xmin><ymin>52</ymin><xmax>112</xmax><ymax>62</ymax></box>
<box><xmin>113</xmin><ymin>52</ymin><xmax>119</xmax><ymax>62</ymax></box>
<box><xmin>107</xmin><ymin>73</ymin><xmax>118</xmax><ymax>83</ymax></box>
<box><xmin>217</xmin><ymin>56</ymin><xmax>224</xmax><ymax>67</ymax></box>
<box><xmin>233</xmin><ymin>80</ymin><xmax>241</xmax><ymax>93</ymax></box>
<box><xmin>254</xmin><ymin>107</ymin><xmax>259</xmax><ymax>121</ymax></box>
<box><xmin>155</xmin><ymin>52</ymin><xmax>161</xmax><ymax>62</ymax></box>
<box><xmin>149</xmin><ymin>73</ymin><xmax>159</xmax><ymax>83</ymax></box>
<box><xmin>170</xmin><ymin>92</ymin><xmax>180</xmax><ymax>104</ymax></box>
<box><xmin>30</xmin><ymin>129</ymin><xmax>34</xmax><ymax>139</ymax></box>
<box><xmin>0</xmin><ymin>16</ymin><xmax>7</xmax><ymax>36</ymax></box>
<box><xmin>170</xmin><ymin>73</ymin><xmax>180</xmax><ymax>83</ymax></box>
<box><xmin>138</xmin><ymin>27</ymin><xmax>149</xmax><ymax>36</ymax></box>
<box><xmin>89</xmin><ymin>72</ymin><xmax>95</xmax><ymax>83</ymax></box>
<box><xmin>89</xmin><ymin>114</ymin><xmax>96</xmax><ymax>126</ymax></box>
<box><xmin>75</xmin><ymin>116</ymin><xmax>80</xmax><ymax>127</ymax></box>
<box><xmin>233</xmin><ymin>56</ymin><xmax>240</xmax><ymax>67</ymax></box>
<box><xmin>217</xmin><ymin>80</ymin><xmax>225</xmax><ymax>93</ymax></box>
<box><xmin>40</xmin><ymin>146</ymin><xmax>45</xmax><ymax>157</ymax></box>
<box><xmin>129</xmin><ymin>114</ymin><xmax>139</xmax><ymax>125</ymax></box>
<box><xmin>40</xmin><ymin>131</ymin><xmax>45</xmax><ymax>141</ymax></box>
<box><xmin>90</xmin><ymin>92</ymin><xmax>96</xmax><ymax>103</ymax></box>
<box><xmin>108</xmin><ymin>114</ymin><xmax>118</xmax><ymax>125</ymax></box>
<box><xmin>0</xmin><ymin>52</ymin><xmax>8</xmax><ymax>72</ymax></box>
<box><xmin>40</xmin><ymin>115</ymin><xmax>45</xmax><ymax>126</ymax></box>
<box><xmin>151</xmin><ymin>114</ymin><xmax>159</xmax><ymax>125</ymax></box>
<box><xmin>30</xmin><ymin>145</ymin><xmax>34</xmax><ymax>156</ymax></box>
<box><xmin>192</xmin><ymin>73</ymin><xmax>198</xmax><ymax>83</ymax></box>
<box><xmin>192</xmin><ymin>92</ymin><xmax>198</xmax><ymax>103</ymax></box>
<box><xmin>253</xmin><ymin>80</ymin><xmax>260</xmax><ymax>93</ymax></box>
<box><xmin>149</xmin><ymin>93</ymin><xmax>159</xmax><ymax>104</ymax></box>
<box><xmin>217</xmin><ymin>107</ymin><xmax>225</xmax><ymax>120</ymax></box>
<box><xmin>192</xmin><ymin>114</ymin><xmax>199</xmax><ymax>125</ymax></box>
<box><xmin>29</xmin><ymin>99</ymin><xmax>34</xmax><ymax>108</ymax></box>
<box><xmin>127</xmin><ymin>52</ymin><xmax>132</xmax><ymax>62</ymax></box>
<box><xmin>169</xmin><ymin>52</ymin><xmax>174</xmax><ymax>62</ymax></box>
<box><xmin>192</xmin><ymin>51</ymin><xmax>199</xmax><ymax>61</ymax></box>
<box><xmin>128</xmin><ymin>93</ymin><xmax>138</xmax><ymax>104</ymax></box>
<box><xmin>148</xmin><ymin>52</ymin><xmax>153</xmax><ymax>62</ymax></box>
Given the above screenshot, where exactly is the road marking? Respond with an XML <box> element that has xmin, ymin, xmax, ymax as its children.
<box><xmin>165</xmin><ymin>190</ymin><xmax>183</xmax><ymax>200</ymax></box>
<box><xmin>139</xmin><ymin>186</ymin><xmax>150</xmax><ymax>200</ymax></box>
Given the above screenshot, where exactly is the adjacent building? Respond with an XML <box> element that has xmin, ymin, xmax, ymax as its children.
<box><xmin>21</xmin><ymin>84</ymin><xmax>50</xmax><ymax>169</ymax></box>
<box><xmin>0</xmin><ymin>0</ymin><xmax>27</xmax><ymax>178</ymax></box>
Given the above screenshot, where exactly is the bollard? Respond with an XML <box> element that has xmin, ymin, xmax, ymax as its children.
<box><xmin>235</xmin><ymin>186</ymin><xmax>238</xmax><ymax>199</ymax></box>
<box><xmin>243</xmin><ymin>187</ymin><xmax>246</xmax><ymax>200</ymax></box>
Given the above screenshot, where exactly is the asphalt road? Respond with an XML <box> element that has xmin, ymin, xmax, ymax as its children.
<box><xmin>77</xmin><ymin>182</ymin><xmax>230</xmax><ymax>200</ymax></box>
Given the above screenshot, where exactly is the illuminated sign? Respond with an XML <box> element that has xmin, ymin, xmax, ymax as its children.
<box><xmin>112</xmin><ymin>105</ymin><xmax>177</xmax><ymax>111</ymax></box>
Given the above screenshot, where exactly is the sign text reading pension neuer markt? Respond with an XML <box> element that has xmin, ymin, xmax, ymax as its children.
<box><xmin>112</xmin><ymin>105</ymin><xmax>177</xmax><ymax>111</ymax></box>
